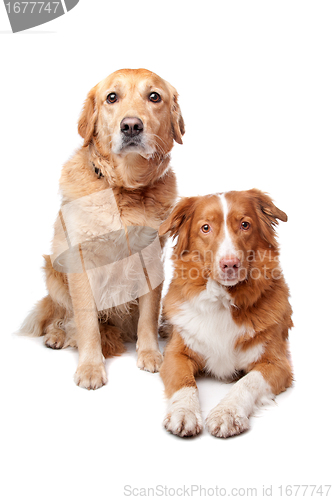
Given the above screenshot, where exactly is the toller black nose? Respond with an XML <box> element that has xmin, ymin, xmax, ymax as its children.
<box><xmin>120</xmin><ymin>117</ymin><xmax>144</xmax><ymax>137</ymax></box>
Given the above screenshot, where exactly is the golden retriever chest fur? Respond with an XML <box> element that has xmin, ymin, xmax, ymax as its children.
<box><xmin>59</xmin><ymin>150</ymin><xmax>177</xmax><ymax>231</ymax></box>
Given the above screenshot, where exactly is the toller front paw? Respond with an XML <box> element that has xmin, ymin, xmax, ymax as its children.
<box><xmin>206</xmin><ymin>405</ymin><xmax>249</xmax><ymax>438</ymax></box>
<box><xmin>74</xmin><ymin>362</ymin><xmax>107</xmax><ymax>390</ymax></box>
<box><xmin>164</xmin><ymin>407</ymin><xmax>203</xmax><ymax>437</ymax></box>
<box><xmin>164</xmin><ymin>387</ymin><xmax>203</xmax><ymax>438</ymax></box>
<box><xmin>137</xmin><ymin>349</ymin><xmax>163</xmax><ymax>373</ymax></box>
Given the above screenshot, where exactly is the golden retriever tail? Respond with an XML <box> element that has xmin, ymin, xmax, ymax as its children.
<box><xmin>18</xmin><ymin>255</ymin><xmax>68</xmax><ymax>338</ymax></box>
<box><xmin>18</xmin><ymin>294</ymin><xmax>56</xmax><ymax>337</ymax></box>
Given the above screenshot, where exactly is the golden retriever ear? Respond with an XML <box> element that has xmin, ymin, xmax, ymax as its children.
<box><xmin>250</xmin><ymin>189</ymin><xmax>287</xmax><ymax>247</ymax></box>
<box><xmin>169</xmin><ymin>89</ymin><xmax>185</xmax><ymax>145</ymax></box>
<box><xmin>78</xmin><ymin>86</ymin><xmax>98</xmax><ymax>147</ymax></box>
<box><xmin>159</xmin><ymin>197</ymin><xmax>197</xmax><ymax>255</ymax></box>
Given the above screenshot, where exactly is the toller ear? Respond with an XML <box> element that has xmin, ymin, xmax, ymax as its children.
<box><xmin>167</xmin><ymin>83</ymin><xmax>185</xmax><ymax>145</ymax></box>
<box><xmin>159</xmin><ymin>197</ymin><xmax>197</xmax><ymax>255</ymax></box>
<box><xmin>78</xmin><ymin>85</ymin><xmax>98</xmax><ymax>147</ymax></box>
<box><xmin>250</xmin><ymin>189</ymin><xmax>287</xmax><ymax>247</ymax></box>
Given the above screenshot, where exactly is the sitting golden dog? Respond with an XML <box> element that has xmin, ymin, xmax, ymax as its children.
<box><xmin>159</xmin><ymin>189</ymin><xmax>293</xmax><ymax>437</ymax></box>
<box><xmin>20</xmin><ymin>68</ymin><xmax>184</xmax><ymax>389</ymax></box>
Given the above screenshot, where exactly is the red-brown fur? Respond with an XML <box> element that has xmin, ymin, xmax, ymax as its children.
<box><xmin>161</xmin><ymin>330</ymin><xmax>205</xmax><ymax>398</ymax></box>
<box><xmin>159</xmin><ymin>189</ymin><xmax>293</xmax><ymax>435</ymax></box>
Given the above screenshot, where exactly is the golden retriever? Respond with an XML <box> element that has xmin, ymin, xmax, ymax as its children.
<box><xmin>20</xmin><ymin>68</ymin><xmax>184</xmax><ymax>389</ymax></box>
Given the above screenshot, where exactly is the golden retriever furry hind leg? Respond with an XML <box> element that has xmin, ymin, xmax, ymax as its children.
<box><xmin>18</xmin><ymin>255</ymin><xmax>69</xmax><ymax>339</ymax></box>
<box><xmin>18</xmin><ymin>294</ymin><xmax>57</xmax><ymax>338</ymax></box>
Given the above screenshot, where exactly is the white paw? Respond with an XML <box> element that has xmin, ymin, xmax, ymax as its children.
<box><xmin>137</xmin><ymin>349</ymin><xmax>163</xmax><ymax>373</ymax></box>
<box><xmin>206</xmin><ymin>404</ymin><xmax>249</xmax><ymax>438</ymax></box>
<box><xmin>163</xmin><ymin>387</ymin><xmax>203</xmax><ymax>437</ymax></box>
<box><xmin>74</xmin><ymin>362</ymin><xmax>107</xmax><ymax>390</ymax></box>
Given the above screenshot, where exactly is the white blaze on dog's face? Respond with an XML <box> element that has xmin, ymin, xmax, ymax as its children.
<box><xmin>212</xmin><ymin>191</ymin><xmax>287</xmax><ymax>287</ymax></box>
<box><xmin>189</xmin><ymin>193</ymin><xmax>252</xmax><ymax>287</ymax></box>
<box><xmin>215</xmin><ymin>194</ymin><xmax>238</xmax><ymax>285</ymax></box>
<box><xmin>160</xmin><ymin>190</ymin><xmax>287</xmax><ymax>289</ymax></box>
<box><xmin>214</xmin><ymin>194</ymin><xmax>246</xmax><ymax>286</ymax></box>
<box><xmin>78</xmin><ymin>68</ymin><xmax>184</xmax><ymax>157</ymax></box>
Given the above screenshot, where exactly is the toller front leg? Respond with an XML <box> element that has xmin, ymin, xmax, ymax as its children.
<box><xmin>206</xmin><ymin>359</ymin><xmax>292</xmax><ymax>438</ymax></box>
<box><xmin>136</xmin><ymin>284</ymin><xmax>163</xmax><ymax>373</ymax></box>
<box><xmin>68</xmin><ymin>272</ymin><xmax>107</xmax><ymax>390</ymax></box>
<box><xmin>160</xmin><ymin>332</ymin><xmax>204</xmax><ymax>437</ymax></box>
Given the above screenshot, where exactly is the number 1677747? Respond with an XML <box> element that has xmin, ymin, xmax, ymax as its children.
<box><xmin>5</xmin><ymin>2</ymin><xmax>60</xmax><ymax>14</ymax></box>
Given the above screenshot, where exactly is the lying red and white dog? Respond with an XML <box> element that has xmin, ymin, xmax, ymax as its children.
<box><xmin>159</xmin><ymin>189</ymin><xmax>293</xmax><ymax>438</ymax></box>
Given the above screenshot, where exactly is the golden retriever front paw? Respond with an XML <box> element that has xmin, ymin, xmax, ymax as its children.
<box><xmin>74</xmin><ymin>362</ymin><xmax>107</xmax><ymax>390</ymax></box>
<box><xmin>137</xmin><ymin>349</ymin><xmax>163</xmax><ymax>373</ymax></box>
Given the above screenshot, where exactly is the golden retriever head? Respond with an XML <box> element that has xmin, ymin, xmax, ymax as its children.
<box><xmin>78</xmin><ymin>68</ymin><xmax>185</xmax><ymax>159</ymax></box>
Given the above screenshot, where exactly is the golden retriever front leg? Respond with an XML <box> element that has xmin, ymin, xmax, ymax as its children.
<box><xmin>68</xmin><ymin>272</ymin><xmax>107</xmax><ymax>390</ymax></box>
<box><xmin>136</xmin><ymin>283</ymin><xmax>163</xmax><ymax>372</ymax></box>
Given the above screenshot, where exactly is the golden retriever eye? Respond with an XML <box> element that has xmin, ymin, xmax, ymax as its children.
<box><xmin>241</xmin><ymin>221</ymin><xmax>251</xmax><ymax>230</ymax></box>
<box><xmin>149</xmin><ymin>92</ymin><xmax>161</xmax><ymax>103</ymax></box>
<box><xmin>201</xmin><ymin>224</ymin><xmax>211</xmax><ymax>234</ymax></box>
<box><xmin>106</xmin><ymin>93</ymin><xmax>117</xmax><ymax>104</ymax></box>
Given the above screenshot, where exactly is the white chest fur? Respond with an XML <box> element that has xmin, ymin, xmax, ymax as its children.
<box><xmin>171</xmin><ymin>279</ymin><xmax>264</xmax><ymax>380</ymax></box>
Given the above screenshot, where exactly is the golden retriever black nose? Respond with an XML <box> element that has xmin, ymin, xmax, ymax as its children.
<box><xmin>120</xmin><ymin>117</ymin><xmax>144</xmax><ymax>137</ymax></box>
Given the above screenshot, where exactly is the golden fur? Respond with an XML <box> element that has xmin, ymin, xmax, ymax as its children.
<box><xmin>20</xmin><ymin>68</ymin><xmax>184</xmax><ymax>389</ymax></box>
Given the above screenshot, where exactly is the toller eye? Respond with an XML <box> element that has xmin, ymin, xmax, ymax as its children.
<box><xmin>149</xmin><ymin>92</ymin><xmax>161</xmax><ymax>103</ymax></box>
<box><xmin>201</xmin><ymin>224</ymin><xmax>211</xmax><ymax>234</ymax></box>
<box><xmin>106</xmin><ymin>93</ymin><xmax>117</xmax><ymax>104</ymax></box>
<box><xmin>241</xmin><ymin>221</ymin><xmax>251</xmax><ymax>230</ymax></box>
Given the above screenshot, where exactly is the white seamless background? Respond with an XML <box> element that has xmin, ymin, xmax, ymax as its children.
<box><xmin>1</xmin><ymin>1</ymin><xmax>332</xmax><ymax>499</ymax></box>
